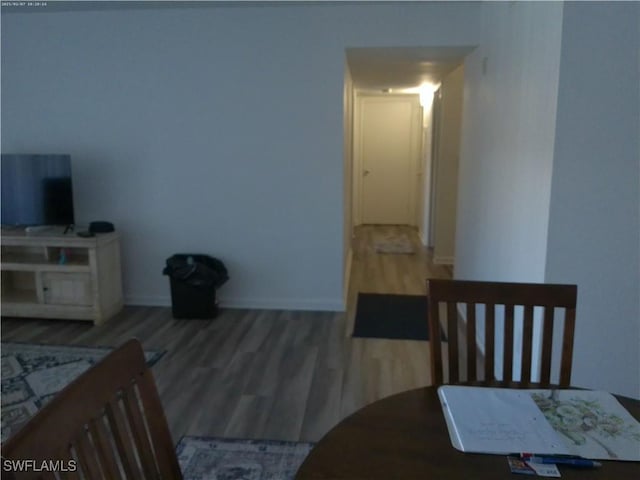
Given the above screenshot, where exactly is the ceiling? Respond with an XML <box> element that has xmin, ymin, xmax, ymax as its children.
<box><xmin>346</xmin><ymin>46</ymin><xmax>475</xmax><ymax>92</ymax></box>
<box><xmin>3</xmin><ymin>2</ymin><xmax>474</xmax><ymax>91</ymax></box>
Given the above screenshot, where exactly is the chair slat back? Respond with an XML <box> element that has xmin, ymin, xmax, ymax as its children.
<box><xmin>427</xmin><ymin>279</ymin><xmax>577</xmax><ymax>387</ymax></box>
<box><xmin>1</xmin><ymin>339</ymin><xmax>182</xmax><ymax>480</ymax></box>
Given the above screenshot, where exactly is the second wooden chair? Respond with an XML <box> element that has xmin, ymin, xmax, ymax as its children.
<box><xmin>426</xmin><ymin>278</ymin><xmax>577</xmax><ymax>388</ymax></box>
<box><xmin>1</xmin><ymin>339</ymin><xmax>182</xmax><ymax>479</ymax></box>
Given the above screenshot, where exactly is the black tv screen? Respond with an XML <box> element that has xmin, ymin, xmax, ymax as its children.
<box><xmin>1</xmin><ymin>154</ymin><xmax>75</xmax><ymax>227</ymax></box>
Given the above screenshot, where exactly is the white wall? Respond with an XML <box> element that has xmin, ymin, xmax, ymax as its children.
<box><xmin>455</xmin><ymin>2</ymin><xmax>564</xmax><ymax>380</ymax></box>
<box><xmin>1</xmin><ymin>3</ymin><xmax>480</xmax><ymax>310</ymax></box>
<box><xmin>456</xmin><ymin>1</ymin><xmax>563</xmax><ymax>284</ymax></box>
<box><xmin>456</xmin><ymin>1</ymin><xmax>639</xmax><ymax>397</ymax></box>
<box><xmin>545</xmin><ymin>2</ymin><xmax>640</xmax><ymax>399</ymax></box>
<box><xmin>433</xmin><ymin>64</ymin><xmax>464</xmax><ymax>265</ymax></box>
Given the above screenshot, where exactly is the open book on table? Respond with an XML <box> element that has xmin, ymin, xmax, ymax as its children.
<box><xmin>438</xmin><ymin>386</ymin><xmax>640</xmax><ymax>461</ymax></box>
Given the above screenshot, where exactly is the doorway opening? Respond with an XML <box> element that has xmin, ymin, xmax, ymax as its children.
<box><xmin>343</xmin><ymin>47</ymin><xmax>469</xmax><ymax>322</ymax></box>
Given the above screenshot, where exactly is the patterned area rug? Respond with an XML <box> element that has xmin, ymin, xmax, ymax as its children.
<box><xmin>177</xmin><ymin>436</ymin><xmax>314</xmax><ymax>480</ymax></box>
<box><xmin>0</xmin><ymin>342</ymin><xmax>164</xmax><ymax>442</ymax></box>
<box><xmin>373</xmin><ymin>233</ymin><xmax>415</xmax><ymax>254</ymax></box>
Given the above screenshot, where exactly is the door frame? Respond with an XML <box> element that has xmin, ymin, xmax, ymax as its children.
<box><xmin>428</xmin><ymin>87</ymin><xmax>442</xmax><ymax>247</ymax></box>
<box><xmin>353</xmin><ymin>93</ymin><xmax>422</xmax><ymax>226</ymax></box>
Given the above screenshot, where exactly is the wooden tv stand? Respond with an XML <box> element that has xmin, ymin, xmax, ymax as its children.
<box><xmin>1</xmin><ymin>228</ymin><xmax>123</xmax><ymax>325</ymax></box>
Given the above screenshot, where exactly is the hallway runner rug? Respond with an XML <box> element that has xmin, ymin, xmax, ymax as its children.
<box><xmin>0</xmin><ymin>342</ymin><xmax>164</xmax><ymax>442</ymax></box>
<box><xmin>177</xmin><ymin>436</ymin><xmax>314</xmax><ymax>480</ymax></box>
<box><xmin>352</xmin><ymin>293</ymin><xmax>431</xmax><ymax>341</ymax></box>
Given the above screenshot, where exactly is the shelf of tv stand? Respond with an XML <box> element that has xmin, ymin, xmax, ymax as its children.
<box><xmin>1</xmin><ymin>229</ymin><xmax>123</xmax><ymax>325</ymax></box>
<box><xmin>1</xmin><ymin>259</ymin><xmax>91</xmax><ymax>273</ymax></box>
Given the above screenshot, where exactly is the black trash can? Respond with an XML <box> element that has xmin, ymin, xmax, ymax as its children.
<box><xmin>163</xmin><ymin>254</ymin><xmax>229</xmax><ymax>319</ymax></box>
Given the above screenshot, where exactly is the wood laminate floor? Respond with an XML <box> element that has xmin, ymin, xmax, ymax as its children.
<box><xmin>1</xmin><ymin>225</ymin><xmax>451</xmax><ymax>444</ymax></box>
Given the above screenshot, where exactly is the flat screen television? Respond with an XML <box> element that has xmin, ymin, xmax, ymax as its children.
<box><xmin>1</xmin><ymin>154</ymin><xmax>75</xmax><ymax>227</ymax></box>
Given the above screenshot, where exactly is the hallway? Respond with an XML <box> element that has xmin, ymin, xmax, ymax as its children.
<box><xmin>345</xmin><ymin>224</ymin><xmax>452</xmax><ymax>336</ymax></box>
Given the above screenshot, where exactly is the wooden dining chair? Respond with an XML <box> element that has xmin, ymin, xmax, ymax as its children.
<box><xmin>426</xmin><ymin>279</ymin><xmax>577</xmax><ymax>388</ymax></box>
<box><xmin>1</xmin><ymin>339</ymin><xmax>183</xmax><ymax>480</ymax></box>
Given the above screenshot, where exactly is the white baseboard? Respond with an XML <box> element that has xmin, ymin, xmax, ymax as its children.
<box><xmin>125</xmin><ymin>295</ymin><xmax>171</xmax><ymax>307</ymax></box>
<box><xmin>220</xmin><ymin>297</ymin><xmax>345</xmax><ymax>312</ymax></box>
<box><xmin>433</xmin><ymin>255</ymin><xmax>455</xmax><ymax>265</ymax></box>
<box><xmin>124</xmin><ymin>295</ymin><xmax>345</xmax><ymax>312</ymax></box>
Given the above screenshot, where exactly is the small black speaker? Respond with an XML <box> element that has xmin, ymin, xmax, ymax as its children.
<box><xmin>89</xmin><ymin>221</ymin><xmax>115</xmax><ymax>234</ymax></box>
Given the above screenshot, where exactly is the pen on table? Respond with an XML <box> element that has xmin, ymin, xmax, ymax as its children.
<box><xmin>517</xmin><ymin>454</ymin><xmax>602</xmax><ymax>468</ymax></box>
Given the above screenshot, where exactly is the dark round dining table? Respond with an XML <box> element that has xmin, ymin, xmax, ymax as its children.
<box><xmin>295</xmin><ymin>386</ymin><xmax>640</xmax><ymax>479</ymax></box>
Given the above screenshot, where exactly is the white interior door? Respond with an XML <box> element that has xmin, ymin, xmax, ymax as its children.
<box><xmin>360</xmin><ymin>96</ymin><xmax>419</xmax><ymax>225</ymax></box>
